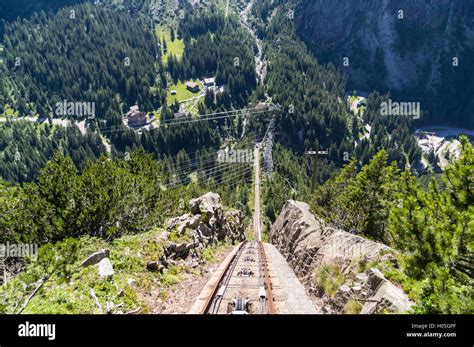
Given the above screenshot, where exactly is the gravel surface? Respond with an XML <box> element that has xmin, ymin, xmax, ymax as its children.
<box><xmin>143</xmin><ymin>246</ymin><xmax>233</xmax><ymax>314</ymax></box>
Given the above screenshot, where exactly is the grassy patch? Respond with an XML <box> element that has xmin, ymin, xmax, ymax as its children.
<box><xmin>166</xmin><ymin>80</ymin><xmax>201</xmax><ymax>104</ymax></box>
<box><xmin>168</xmin><ymin>231</ymin><xmax>180</xmax><ymax>242</ymax></box>
<box><xmin>161</xmin><ymin>265</ymin><xmax>182</xmax><ymax>287</ymax></box>
<box><xmin>315</xmin><ymin>264</ymin><xmax>346</xmax><ymax>297</ymax></box>
<box><xmin>348</xmin><ymin>95</ymin><xmax>367</xmax><ymax>116</ymax></box>
<box><xmin>0</xmin><ymin>229</ymin><xmax>170</xmax><ymax>314</ymax></box>
<box><xmin>201</xmin><ymin>247</ymin><xmax>215</xmax><ymax>263</ymax></box>
<box><xmin>185</xmin><ymin>96</ymin><xmax>205</xmax><ymax>116</ymax></box>
<box><xmin>344</xmin><ymin>299</ymin><xmax>362</xmax><ymax>314</ymax></box>
<box><xmin>155</xmin><ymin>26</ymin><xmax>184</xmax><ymax>63</ymax></box>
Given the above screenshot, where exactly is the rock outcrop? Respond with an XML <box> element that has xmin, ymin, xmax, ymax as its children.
<box><xmin>162</xmin><ymin>192</ymin><xmax>245</xmax><ymax>266</ymax></box>
<box><xmin>81</xmin><ymin>249</ymin><xmax>115</xmax><ymax>279</ymax></box>
<box><xmin>189</xmin><ymin>192</ymin><xmax>222</xmax><ymax>218</ymax></box>
<box><xmin>81</xmin><ymin>249</ymin><xmax>110</xmax><ymax>267</ymax></box>
<box><xmin>269</xmin><ymin>200</ymin><xmax>412</xmax><ymax>314</ymax></box>
<box><xmin>97</xmin><ymin>258</ymin><xmax>114</xmax><ymax>278</ymax></box>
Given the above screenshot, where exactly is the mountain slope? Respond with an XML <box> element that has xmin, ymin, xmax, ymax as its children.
<box><xmin>296</xmin><ymin>0</ymin><xmax>474</xmax><ymax>128</ymax></box>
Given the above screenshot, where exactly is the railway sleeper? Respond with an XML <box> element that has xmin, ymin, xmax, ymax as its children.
<box><xmin>237</xmin><ymin>268</ymin><xmax>254</xmax><ymax>277</ymax></box>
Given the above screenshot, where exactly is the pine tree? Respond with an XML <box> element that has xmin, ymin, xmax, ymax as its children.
<box><xmin>388</xmin><ymin>138</ymin><xmax>474</xmax><ymax>313</ymax></box>
<box><xmin>443</xmin><ymin>137</ymin><xmax>473</xmax><ymax>277</ymax></box>
<box><xmin>329</xmin><ymin>150</ymin><xmax>398</xmax><ymax>240</ymax></box>
<box><xmin>170</xmin><ymin>27</ymin><xmax>175</xmax><ymax>42</ymax></box>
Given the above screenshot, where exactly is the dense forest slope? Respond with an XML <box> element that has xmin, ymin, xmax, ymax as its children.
<box><xmin>0</xmin><ymin>2</ymin><xmax>257</xmax><ymax>183</ymax></box>
<box><xmin>250</xmin><ymin>0</ymin><xmax>422</xmax><ymax>171</ymax></box>
<box><xmin>296</xmin><ymin>0</ymin><xmax>474</xmax><ymax>128</ymax></box>
<box><xmin>0</xmin><ymin>122</ymin><xmax>105</xmax><ymax>183</ymax></box>
<box><xmin>2</xmin><ymin>3</ymin><xmax>165</xmax><ymax>120</ymax></box>
<box><xmin>0</xmin><ymin>0</ymin><xmax>86</xmax><ymax>35</ymax></box>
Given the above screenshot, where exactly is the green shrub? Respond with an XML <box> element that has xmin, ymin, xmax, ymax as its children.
<box><xmin>315</xmin><ymin>264</ymin><xmax>345</xmax><ymax>297</ymax></box>
<box><xmin>201</xmin><ymin>248</ymin><xmax>215</xmax><ymax>262</ymax></box>
<box><xmin>344</xmin><ymin>299</ymin><xmax>362</xmax><ymax>314</ymax></box>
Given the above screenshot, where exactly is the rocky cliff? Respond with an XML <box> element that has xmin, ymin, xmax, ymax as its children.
<box><xmin>297</xmin><ymin>0</ymin><xmax>473</xmax><ymax>89</ymax></box>
<box><xmin>269</xmin><ymin>200</ymin><xmax>412</xmax><ymax>314</ymax></box>
<box><xmin>295</xmin><ymin>0</ymin><xmax>474</xmax><ymax>127</ymax></box>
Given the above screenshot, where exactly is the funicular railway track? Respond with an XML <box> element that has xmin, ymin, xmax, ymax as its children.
<box><xmin>197</xmin><ymin>142</ymin><xmax>276</xmax><ymax>315</ymax></box>
<box><xmin>201</xmin><ymin>240</ymin><xmax>275</xmax><ymax>315</ymax></box>
<box><xmin>192</xmin><ymin>133</ymin><xmax>317</xmax><ymax>315</ymax></box>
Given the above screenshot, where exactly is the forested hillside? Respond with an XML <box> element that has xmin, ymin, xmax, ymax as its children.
<box><xmin>0</xmin><ymin>0</ymin><xmax>87</xmax><ymax>36</ymax></box>
<box><xmin>169</xmin><ymin>8</ymin><xmax>257</xmax><ymax>108</ymax></box>
<box><xmin>0</xmin><ymin>2</ymin><xmax>169</xmax><ymax>181</ymax></box>
<box><xmin>250</xmin><ymin>0</ymin><xmax>421</xmax><ymax>169</ymax></box>
<box><xmin>2</xmin><ymin>3</ymin><xmax>165</xmax><ymax>120</ymax></box>
<box><xmin>0</xmin><ymin>2</ymin><xmax>259</xmax><ymax>181</ymax></box>
<box><xmin>0</xmin><ymin>122</ymin><xmax>105</xmax><ymax>183</ymax></box>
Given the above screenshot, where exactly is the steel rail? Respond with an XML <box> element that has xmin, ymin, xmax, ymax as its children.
<box><xmin>201</xmin><ymin>241</ymin><xmax>247</xmax><ymax>314</ymax></box>
<box><xmin>258</xmin><ymin>241</ymin><xmax>276</xmax><ymax>314</ymax></box>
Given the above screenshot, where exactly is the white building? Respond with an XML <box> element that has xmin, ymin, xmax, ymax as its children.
<box><xmin>203</xmin><ymin>77</ymin><xmax>215</xmax><ymax>87</ymax></box>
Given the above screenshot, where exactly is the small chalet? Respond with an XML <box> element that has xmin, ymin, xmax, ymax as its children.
<box><xmin>126</xmin><ymin>105</ymin><xmax>147</xmax><ymax>127</ymax></box>
<box><xmin>185</xmin><ymin>82</ymin><xmax>200</xmax><ymax>93</ymax></box>
<box><xmin>203</xmin><ymin>78</ymin><xmax>215</xmax><ymax>87</ymax></box>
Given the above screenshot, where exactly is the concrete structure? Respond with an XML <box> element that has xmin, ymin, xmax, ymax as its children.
<box><xmin>263</xmin><ymin>243</ymin><xmax>320</xmax><ymax>314</ymax></box>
